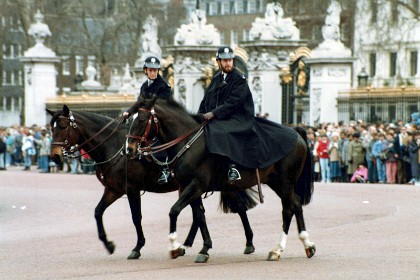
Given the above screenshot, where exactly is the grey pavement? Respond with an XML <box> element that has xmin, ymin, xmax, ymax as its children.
<box><xmin>0</xmin><ymin>165</ymin><xmax>419</xmax><ymax>280</ymax></box>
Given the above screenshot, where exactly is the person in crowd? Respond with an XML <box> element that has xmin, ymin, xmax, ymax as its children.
<box><xmin>348</xmin><ymin>132</ymin><xmax>365</xmax><ymax>181</ymax></box>
<box><xmin>350</xmin><ymin>163</ymin><xmax>368</xmax><ymax>183</ymax></box>
<box><xmin>312</xmin><ymin>132</ymin><xmax>321</xmax><ymax>182</ymax></box>
<box><xmin>407</xmin><ymin>131</ymin><xmax>420</xmax><ymax>185</ymax></box>
<box><xmin>362</xmin><ymin>127</ymin><xmax>378</xmax><ymax>183</ymax></box>
<box><xmin>383</xmin><ymin>131</ymin><xmax>398</xmax><ymax>184</ymax></box>
<box><xmin>316</xmin><ymin>133</ymin><xmax>330</xmax><ymax>183</ymax></box>
<box><xmin>397</xmin><ymin>126</ymin><xmax>410</xmax><ymax>184</ymax></box>
<box><xmin>22</xmin><ymin>130</ymin><xmax>36</xmax><ymax>171</ymax></box>
<box><xmin>339</xmin><ymin>131</ymin><xmax>349</xmax><ymax>182</ymax></box>
<box><xmin>122</xmin><ymin>56</ymin><xmax>172</xmax><ymax>184</ymax></box>
<box><xmin>81</xmin><ymin>149</ymin><xmax>95</xmax><ymax>174</ymax></box>
<box><xmin>328</xmin><ymin>131</ymin><xmax>341</xmax><ymax>182</ymax></box>
<box><xmin>0</xmin><ymin>133</ymin><xmax>6</xmax><ymax>170</ymax></box>
<box><xmin>372</xmin><ymin>132</ymin><xmax>387</xmax><ymax>183</ymax></box>
<box><xmin>34</xmin><ymin>130</ymin><xmax>51</xmax><ymax>173</ymax></box>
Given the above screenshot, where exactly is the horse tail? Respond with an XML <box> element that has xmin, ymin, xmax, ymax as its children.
<box><xmin>219</xmin><ymin>189</ymin><xmax>259</xmax><ymax>213</ymax></box>
<box><xmin>294</xmin><ymin>127</ymin><xmax>314</xmax><ymax>206</ymax></box>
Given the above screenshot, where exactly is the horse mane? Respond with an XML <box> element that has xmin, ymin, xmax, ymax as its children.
<box><xmin>157</xmin><ymin>99</ymin><xmax>202</xmax><ymax>124</ymax></box>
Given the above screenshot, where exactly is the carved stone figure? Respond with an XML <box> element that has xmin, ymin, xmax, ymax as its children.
<box><xmin>139</xmin><ymin>16</ymin><xmax>162</xmax><ymax>62</ymax></box>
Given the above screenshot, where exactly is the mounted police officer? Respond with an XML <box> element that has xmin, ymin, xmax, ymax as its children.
<box><xmin>198</xmin><ymin>46</ymin><xmax>256</xmax><ymax>182</ymax></box>
<box><xmin>198</xmin><ymin>46</ymin><xmax>298</xmax><ymax>183</ymax></box>
<box><xmin>123</xmin><ymin>56</ymin><xmax>172</xmax><ymax>184</ymax></box>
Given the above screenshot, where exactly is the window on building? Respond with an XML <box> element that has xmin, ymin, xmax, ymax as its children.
<box><xmin>220</xmin><ymin>31</ymin><xmax>225</xmax><ymax>45</ymax></box>
<box><xmin>11</xmin><ymin>71</ymin><xmax>15</xmax><ymax>85</ymax></box>
<box><xmin>2</xmin><ymin>71</ymin><xmax>6</xmax><ymax>84</ymax></box>
<box><xmin>256</xmin><ymin>0</ymin><xmax>261</xmax><ymax>12</ymax></box>
<box><xmin>10</xmin><ymin>44</ymin><xmax>14</xmax><ymax>58</ymax></box>
<box><xmin>410</xmin><ymin>51</ymin><xmax>418</xmax><ymax>76</ymax></box>
<box><xmin>75</xmin><ymin>56</ymin><xmax>84</xmax><ymax>75</ymax></box>
<box><xmin>88</xmin><ymin>56</ymin><xmax>96</xmax><ymax>67</ymax></box>
<box><xmin>18</xmin><ymin>70</ymin><xmax>23</xmax><ymax>86</ymax></box>
<box><xmin>340</xmin><ymin>22</ymin><xmax>349</xmax><ymax>42</ymax></box>
<box><xmin>62</xmin><ymin>56</ymin><xmax>70</xmax><ymax>75</ymax></box>
<box><xmin>223</xmin><ymin>2</ymin><xmax>229</xmax><ymax>14</ymax></box>
<box><xmin>2</xmin><ymin>16</ymin><xmax>6</xmax><ymax>28</ymax></box>
<box><xmin>209</xmin><ymin>2</ymin><xmax>217</xmax><ymax>15</ymax></box>
<box><xmin>243</xmin><ymin>1</ymin><xmax>248</xmax><ymax>13</ymax></box>
<box><xmin>2</xmin><ymin>44</ymin><xmax>6</xmax><ymax>58</ymax></box>
<box><xmin>236</xmin><ymin>1</ymin><xmax>243</xmax><ymax>14</ymax></box>
<box><xmin>17</xmin><ymin>44</ymin><xmax>22</xmax><ymax>56</ymax></box>
<box><xmin>390</xmin><ymin>52</ymin><xmax>397</xmax><ymax>77</ymax></box>
<box><xmin>243</xmin><ymin>29</ymin><xmax>250</xmax><ymax>41</ymax></box>
<box><xmin>13</xmin><ymin>97</ymin><xmax>20</xmax><ymax>111</ymax></box>
<box><xmin>249</xmin><ymin>0</ymin><xmax>256</xmax><ymax>13</ymax></box>
<box><xmin>371</xmin><ymin>0</ymin><xmax>378</xmax><ymax>23</ymax></box>
<box><xmin>369</xmin><ymin>53</ymin><xmax>376</xmax><ymax>77</ymax></box>
<box><xmin>231</xmin><ymin>30</ymin><xmax>238</xmax><ymax>45</ymax></box>
<box><xmin>0</xmin><ymin>96</ymin><xmax>3</xmax><ymax>110</ymax></box>
<box><xmin>230</xmin><ymin>1</ymin><xmax>236</xmax><ymax>13</ymax></box>
<box><xmin>6</xmin><ymin>97</ymin><xmax>12</xmax><ymax>111</ymax></box>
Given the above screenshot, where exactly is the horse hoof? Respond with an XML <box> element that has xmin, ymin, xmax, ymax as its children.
<box><xmin>127</xmin><ymin>250</ymin><xmax>141</xmax><ymax>259</ymax></box>
<box><xmin>305</xmin><ymin>245</ymin><xmax>316</xmax><ymax>258</ymax></box>
<box><xmin>169</xmin><ymin>247</ymin><xmax>183</xmax><ymax>259</ymax></box>
<box><xmin>244</xmin><ymin>245</ymin><xmax>255</xmax><ymax>255</ymax></box>
<box><xmin>194</xmin><ymin>254</ymin><xmax>209</xmax><ymax>263</ymax></box>
<box><xmin>105</xmin><ymin>241</ymin><xmax>115</xmax><ymax>254</ymax></box>
<box><xmin>179</xmin><ymin>247</ymin><xmax>186</xmax><ymax>256</ymax></box>
<box><xmin>267</xmin><ymin>251</ymin><xmax>280</xmax><ymax>261</ymax></box>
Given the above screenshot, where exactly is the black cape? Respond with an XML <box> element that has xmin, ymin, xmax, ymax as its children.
<box><xmin>126</xmin><ymin>74</ymin><xmax>171</xmax><ymax>115</ymax></box>
<box><xmin>198</xmin><ymin>68</ymin><xmax>297</xmax><ymax>169</ymax></box>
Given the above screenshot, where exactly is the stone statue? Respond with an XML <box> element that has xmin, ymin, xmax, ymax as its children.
<box><xmin>322</xmin><ymin>0</ymin><xmax>341</xmax><ymax>41</ymax></box>
<box><xmin>81</xmin><ymin>65</ymin><xmax>101</xmax><ymax>87</ymax></box>
<box><xmin>249</xmin><ymin>2</ymin><xmax>300</xmax><ymax>41</ymax></box>
<box><xmin>174</xmin><ymin>8</ymin><xmax>220</xmax><ymax>46</ymax></box>
<box><xmin>25</xmin><ymin>10</ymin><xmax>56</xmax><ymax>57</ymax></box>
<box><xmin>139</xmin><ymin>16</ymin><xmax>162</xmax><ymax>61</ymax></box>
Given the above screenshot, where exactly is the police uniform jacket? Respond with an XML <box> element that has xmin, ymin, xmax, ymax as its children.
<box><xmin>198</xmin><ymin>68</ymin><xmax>297</xmax><ymax>169</ymax></box>
<box><xmin>126</xmin><ymin>74</ymin><xmax>171</xmax><ymax>115</ymax></box>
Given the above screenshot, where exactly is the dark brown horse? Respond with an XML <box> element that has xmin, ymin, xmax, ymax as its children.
<box><xmin>127</xmin><ymin>98</ymin><xmax>316</xmax><ymax>261</ymax></box>
<box><xmin>47</xmin><ymin>105</ymin><xmax>257</xmax><ymax>263</ymax></box>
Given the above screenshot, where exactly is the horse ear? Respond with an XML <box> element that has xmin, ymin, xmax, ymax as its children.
<box><xmin>62</xmin><ymin>105</ymin><xmax>70</xmax><ymax>116</ymax></box>
<box><xmin>46</xmin><ymin>108</ymin><xmax>55</xmax><ymax>116</ymax></box>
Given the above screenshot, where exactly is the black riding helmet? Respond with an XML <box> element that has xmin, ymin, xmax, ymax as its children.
<box><xmin>143</xmin><ymin>56</ymin><xmax>161</xmax><ymax>69</ymax></box>
<box><xmin>216</xmin><ymin>46</ymin><xmax>235</xmax><ymax>60</ymax></box>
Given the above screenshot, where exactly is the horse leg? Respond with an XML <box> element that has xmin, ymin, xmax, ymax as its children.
<box><xmin>238</xmin><ymin>211</ymin><xmax>255</xmax><ymax>254</ymax></box>
<box><xmin>168</xmin><ymin>180</ymin><xmax>209</xmax><ymax>262</ymax></box>
<box><xmin>126</xmin><ymin>191</ymin><xmax>146</xmax><ymax>259</ymax></box>
<box><xmin>267</xmin><ymin>192</ymin><xmax>294</xmax><ymax>261</ymax></box>
<box><xmin>293</xmin><ymin>196</ymin><xmax>316</xmax><ymax>258</ymax></box>
<box><xmin>94</xmin><ymin>190</ymin><xmax>122</xmax><ymax>255</ymax></box>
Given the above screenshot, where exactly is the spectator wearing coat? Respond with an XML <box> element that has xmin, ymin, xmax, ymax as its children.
<box><xmin>372</xmin><ymin>133</ymin><xmax>387</xmax><ymax>183</ymax></box>
<box><xmin>407</xmin><ymin>131</ymin><xmax>420</xmax><ymax>185</ymax></box>
<box><xmin>350</xmin><ymin>163</ymin><xmax>368</xmax><ymax>183</ymax></box>
<box><xmin>328</xmin><ymin>131</ymin><xmax>341</xmax><ymax>182</ymax></box>
<box><xmin>316</xmin><ymin>133</ymin><xmax>330</xmax><ymax>183</ymax></box>
<box><xmin>348</xmin><ymin>132</ymin><xmax>365</xmax><ymax>179</ymax></box>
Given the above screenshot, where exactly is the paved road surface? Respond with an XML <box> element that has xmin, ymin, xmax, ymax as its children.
<box><xmin>0</xmin><ymin>166</ymin><xmax>419</xmax><ymax>279</ymax></box>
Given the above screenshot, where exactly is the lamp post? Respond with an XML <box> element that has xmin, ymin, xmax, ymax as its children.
<box><xmin>357</xmin><ymin>67</ymin><xmax>369</xmax><ymax>88</ymax></box>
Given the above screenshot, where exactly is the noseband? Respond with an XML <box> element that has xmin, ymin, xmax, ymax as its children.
<box><xmin>126</xmin><ymin>107</ymin><xmax>159</xmax><ymax>147</ymax></box>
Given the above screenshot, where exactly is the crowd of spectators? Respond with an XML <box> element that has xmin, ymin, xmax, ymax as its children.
<box><xmin>1</xmin><ymin>118</ymin><xmax>420</xmax><ymax>186</ymax></box>
<box><xmin>306</xmin><ymin>119</ymin><xmax>420</xmax><ymax>185</ymax></box>
<box><xmin>0</xmin><ymin>124</ymin><xmax>94</xmax><ymax>174</ymax></box>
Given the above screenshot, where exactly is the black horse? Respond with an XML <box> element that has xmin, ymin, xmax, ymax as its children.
<box><xmin>127</xmin><ymin>98</ymin><xmax>316</xmax><ymax>261</ymax></box>
<box><xmin>47</xmin><ymin>105</ymin><xmax>257</xmax><ymax>263</ymax></box>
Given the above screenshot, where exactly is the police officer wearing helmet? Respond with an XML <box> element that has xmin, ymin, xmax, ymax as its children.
<box><xmin>198</xmin><ymin>46</ymin><xmax>255</xmax><ymax>182</ymax></box>
<box><xmin>198</xmin><ymin>47</ymin><xmax>299</xmax><ymax>183</ymax></box>
<box><xmin>123</xmin><ymin>56</ymin><xmax>172</xmax><ymax>184</ymax></box>
<box><xmin>123</xmin><ymin>56</ymin><xmax>171</xmax><ymax>118</ymax></box>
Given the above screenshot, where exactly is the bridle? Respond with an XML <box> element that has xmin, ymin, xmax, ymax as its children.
<box><xmin>51</xmin><ymin>111</ymin><xmax>124</xmax><ymax>161</ymax></box>
<box><xmin>126</xmin><ymin>107</ymin><xmax>159</xmax><ymax>148</ymax></box>
<box><xmin>126</xmin><ymin>106</ymin><xmax>208</xmax><ymax>164</ymax></box>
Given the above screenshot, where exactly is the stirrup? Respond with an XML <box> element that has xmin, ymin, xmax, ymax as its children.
<box><xmin>227</xmin><ymin>166</ymin><xmax>241</xmax><ymax>182</ymax></box>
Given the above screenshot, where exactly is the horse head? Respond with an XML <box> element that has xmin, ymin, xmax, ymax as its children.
<box><xmin>47</xmin><ymin>105</ymin><xmax>82</xmax><ymax>165</ymax></box>
<box><xmin>126</xmin><ymin>95</ymin><xmax>159</xmax><ymax>158</ymax></box>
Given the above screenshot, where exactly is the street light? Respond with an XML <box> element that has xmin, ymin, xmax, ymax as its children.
<box><xmin>357</xmin><ymin>67</ymin><xmax>369</xmax><ymax>88</ymax></box>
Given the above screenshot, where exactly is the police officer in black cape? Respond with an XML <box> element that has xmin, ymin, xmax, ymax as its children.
<box><xmin>123</xmin><ymin>56</ymin><xmax>172</xmax><ymax>184</ymax></box>
<box><xmin>198</xmin><ymin>46</ymin><xmax>298</xmax><ymax>183</ymax></box>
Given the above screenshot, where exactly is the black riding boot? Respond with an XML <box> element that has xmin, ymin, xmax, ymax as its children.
<box><xmin>227</xmin><ymin>164</ymin><xmax>241</xmax><ymax>183</ymax></box>
<box><xmin>158</xmin><ymin>166</ymin><xmax>171</xmax><ymax>185</ymax></box>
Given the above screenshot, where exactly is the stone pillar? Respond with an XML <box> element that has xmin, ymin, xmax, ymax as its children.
<box><xmin>306</xmin><ymin>0</ymin><xmax>354</xmax><ymax>126</ymax></box>
<box><xmin>20</xmin><ymin>10</ymin><xmax>59</xmax><ymax>126</ymax></box>
<box><xmin>306</xmin><ymin>58</ymin><xmax>353</xmax><ymax>125</ymax></box>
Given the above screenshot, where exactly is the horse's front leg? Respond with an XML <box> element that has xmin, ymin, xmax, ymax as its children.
<box><xmin>168</xmin><ymin>179</ymin><xmax>209</xmax><ymax>262</ymax></box>
<box><xmin>126</xmin><ymin>191</ymin><xmax>146</xmax><ymax>259</ymax></box>
<box><xmin>94</xmin><ymin>190</ymin><xmax>122</xmax><ymax>255</ymax></box>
